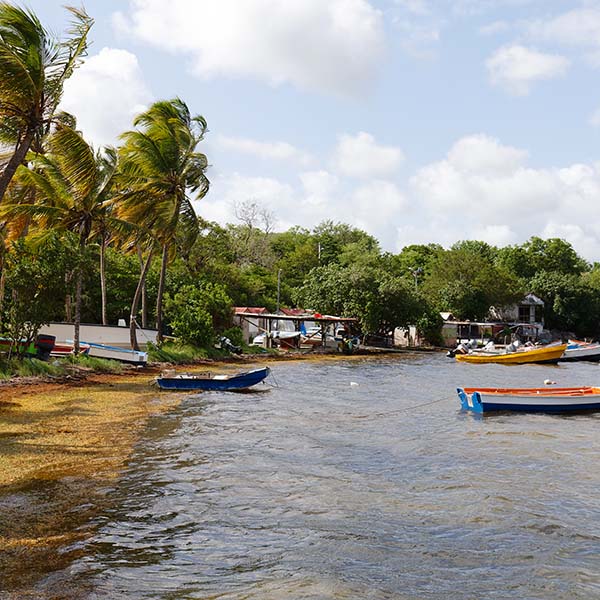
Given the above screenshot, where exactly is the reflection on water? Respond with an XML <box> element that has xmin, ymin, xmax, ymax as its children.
<box><xmin>9</xmin><ymin>354</ymin><xmax>600</xmax><ymax>598</ymax></box>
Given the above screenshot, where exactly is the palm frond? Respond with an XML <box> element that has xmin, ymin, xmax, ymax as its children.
<box><xmin>48</xmin><ymin>125</ymin><xmax>97</xmax><ymax>202</ymax></box>
<box><xmin>43</xmin><ymin>5</ymin><xmax>93</xmax><ymax>117</ymax></box>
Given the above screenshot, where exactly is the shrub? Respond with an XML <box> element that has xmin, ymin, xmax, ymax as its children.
<box><xmin>165</xmin><ymin>283</ymin><xmax>233</xmax><ymax>347</ymax></box>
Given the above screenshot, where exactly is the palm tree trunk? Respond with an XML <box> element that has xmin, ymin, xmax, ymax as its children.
<box><xmin>65</xmin><ymin>270</ymin><xmax>73</xmax><ymax>322</ymax></box>
<box><xmin>130</xmin><ymin>246</ymin><xmax>154</xmax><ymax>351</ymax></box>
<box><xmin>73</xmin><ymin>230</ymin><xmax>87</xmax><ymax>354</ymax></box>
<box><xmin>100</xmin><ymin>235</ymin><xmax>108</xmax><ymax>325</ymax></box>
<box><xmin>137</xmin><ymin>245</ymin><xmax>147</xmax><ymax>328</ymax></box>
<box><xmin>155</xmin><ymin>242</ymin><xmax>169</xmax><ymax>343</ymax></box>
<box><xmin>0</xmin><ymin>127</ymin><xmax>36</xmax><ymax>203</ymax></box>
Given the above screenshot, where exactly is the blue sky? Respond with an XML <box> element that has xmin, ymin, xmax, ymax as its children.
<box><xmin>24</xmin><ymin>0</ymin><xmax>600</xmax><ymax>260</ymax></box>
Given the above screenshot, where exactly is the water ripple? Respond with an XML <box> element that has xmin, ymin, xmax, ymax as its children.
<box><xmin>64</xmin><ymin>355</ymin><xmax>600</xmax><ymax>598</ymax></box>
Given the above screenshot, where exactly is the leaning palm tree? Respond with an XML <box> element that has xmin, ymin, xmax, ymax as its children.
<box><xmin>118</xmin><ymin>98</ymin><xmax>209</xmax><ymax>350</ymax></box>
<box><xmin>0</xmin><ymin>3</ymin><xmax>92</xmax><ymax>202</ymax></box>
<box><xmin>0</xmin><ymin>125</ymin><xmax>124</xmax><ymax>352</ymax></box>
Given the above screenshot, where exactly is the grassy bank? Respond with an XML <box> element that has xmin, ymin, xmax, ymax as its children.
<box><xmin>0</xmin><ymin>354</ymin><xmax>124</xmax><ymax>381</ymax></box>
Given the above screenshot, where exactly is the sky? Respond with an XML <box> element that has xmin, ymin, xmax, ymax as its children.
<box><xmin>22</xmin><ymin>0</ymin><xmax>600</xmax><ymax>261</ymax></box>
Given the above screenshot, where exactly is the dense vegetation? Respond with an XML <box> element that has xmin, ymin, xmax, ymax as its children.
<box><xmin>1</xmin><ymin>4</ymin><xmax>600</xmax><ymax>363</ymax></box>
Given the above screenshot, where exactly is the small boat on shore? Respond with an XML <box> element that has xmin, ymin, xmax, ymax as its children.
<box><xmin>156</xmin><ymin>366</ymin><xmax>271</xmax><ymax>391</ymax></box>
<box><xmin>457</xmin><ymin>386</ymin><xmax>600</xmax><ymax>414</ymax></box>
<box><xmin>50</xmin><ymin>341</ymin><xmax>90</xmax><ymax>357</ymax></box>
<box><xmin>83</xmin><ymin>341</ymin><xmax>148</xmax><ymax>365</ymax></box>
<box><xmin>454</xmin><ymin>343</ymin><xmax>567</xmax><ymax>365</ymax></box>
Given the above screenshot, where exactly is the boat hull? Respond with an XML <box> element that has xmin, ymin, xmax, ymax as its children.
<box><xmin>454</xmin><ymin>343</ymin><xmax>567</xmax><ymax>365</ymax></box>
<box><xmin>156</xmin><ymin>367</ymin><xmax>270</xmax><ymax>391</ymax></box>
<box><xmin>560</xmin><ymin>344</ymin><xmax>600</xmax><ymax>362</ymax></box>
<box><xmin>86</xmin><ymin>343</ymin><xmax>148</xmax><ymax>365</ymax></box>
<box><xmin>457</xmin><ymin>386</ymin><xmax>600</xmax><ymax>413</ymax></box>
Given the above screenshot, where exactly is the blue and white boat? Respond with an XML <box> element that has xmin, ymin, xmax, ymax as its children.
<box><xmin>68</xmin><ymin>340</ymin><xmax>147</xmax><ymax>365</ymax></box>
<box><xmin>156</xmin><ymin>366</ymin><xmax>270</xmax><ymax>391</ymax></box>
<box><xmin>457</xmin><ymin>386</ymin><xmax>600</xmax><ymax>414</ymax></box>
<box><xmin>560</xmin><ymin>340</ymin><xmax>600</xmax><ymax>362</ymax></box>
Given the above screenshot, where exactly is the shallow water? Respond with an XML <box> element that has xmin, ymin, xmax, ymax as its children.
<box><xmin>13</xmin><ymin>354</ymin><xmax>600</xmax><ymax>598</ymax></box>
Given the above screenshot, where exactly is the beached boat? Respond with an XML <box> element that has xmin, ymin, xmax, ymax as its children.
<box><xmin>50</xmin><ymin>341</ymin><xmax>90</xmax><ymax>357</ymax></box>
<box><xmin>457</xmin><ymin>386</ymin><xmax>600</xmax><ymax>413</ymax></box>
<box><xmin>83</xmin><ymin>341</ymin><xmax>148</xmax><ymax>365</ymax></box>
<box><xmin>454</xmin><ymin>343</ymin><xmax>567</xmax><ymax>365</ymax></box>
<box><xmin>156</xmin><ymin>366</ymin><xmax>271</xmax><ymax>391</ymax></box>
<box><xmin>560</xmin><ymin>340</ymin><xmax>600</xmax><ymax>362</ymax></box>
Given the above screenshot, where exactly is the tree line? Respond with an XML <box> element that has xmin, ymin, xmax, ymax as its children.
<box><xmin>2</xmin><ymin>4</ymin><xmax>599</xmax><ymax>358</ymax></box>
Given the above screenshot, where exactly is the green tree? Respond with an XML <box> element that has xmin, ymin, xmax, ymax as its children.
<box><xmin>1</xmin><ymin>237</ymin><xmax>67</xmax><ymax>356</ymax></box>
<box><xmin>0</xmin><ymin>126</ymin><xmax>123</xmax><ymax>351</ymax></box>
<box><xmin>529</xmin><ymin>271</ymin><xmax>600</xmax><ymax>335</ymax></box>
<box><xmin>294</xmin><ymin>263</ymin><xmax>424</xmax><ymax>337</ymax></box>
<box><xmin>118</xmin><ymin>98</ymin><xmax>209</xmax><ymax>348</ymax></box>
<box><xmin>0</xmin><ymin>3</ymin><xmax>92</xmax><ymax>201</ymax></box>
<box><xmin>313</xmin><ymin>221</ymin><xmax>380</xmax><ymax>265</ymax></box>
<box><xmin>498</xmin><ymin>237</ymin><xmax>589</xmax><ymax>279</ymax></box>
<box><xmin>164</xmin><ymin>282</ymin><xmax>233</xmax><ymax>347</ymax></box>
<box><xmin>424</xmin><ymin>242</ymin><xmax>523</xmax><ymax>320</ymax></box>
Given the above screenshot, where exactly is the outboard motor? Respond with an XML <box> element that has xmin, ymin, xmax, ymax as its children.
<box><xmin>35</xmin><ymin>334</ymin><xmax>56</xmax><ymax>361</ymax></box>
<box><xmin>447</xmin><ymin>342</ymin><xmax>469</xmax><ymax>358</ymax></box>
<box><xmin>220</xmin><ymin>336</ymin><xmax>242</xmax><ymax>355</ymax></box>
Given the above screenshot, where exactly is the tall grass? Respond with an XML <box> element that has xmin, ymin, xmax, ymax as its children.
<box><xmin>0</xmin><ymin>357</ymin><xmax>62</xmax><ymax>379</ymax></box>
<box><xmin>65</xmin><ymin>354</ymin><xmax>124</xmax><ymax>373</ymax></box>
<box><xmin>147</xmin><ymin>342</ymin><xmax>208</xmax><ymax>364</ymax></box>
<box><xmin>0</xmin><ymin>353</ymin><xmax>123</xmax><ymax>380</ymax></box>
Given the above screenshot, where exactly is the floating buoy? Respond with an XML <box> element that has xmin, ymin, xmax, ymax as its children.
<box><xmin>544</xmin><ymin>379</ymin><xmax>556</xmax><ymax>385</ymax></box>
<box><xmin>350</xmin><ymin>381</ymin><xmax>359</xmax><ymax>386</ymax></box>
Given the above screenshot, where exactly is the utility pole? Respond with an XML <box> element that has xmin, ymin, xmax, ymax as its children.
<box><xmin>409</xmin><ymin>267</ymin><xmax>423</xmax><ymax>292</ymax></box>
<box><xmin>276</xmin><ymin>269</ymin><xmax>282</xmax><ymax>313</ymax></box>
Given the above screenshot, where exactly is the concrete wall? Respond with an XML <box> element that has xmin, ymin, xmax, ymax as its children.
<box><xmin>39</xmin><ymin>323</ymin><xmax>158</xmax><ymax>349</ymax></box>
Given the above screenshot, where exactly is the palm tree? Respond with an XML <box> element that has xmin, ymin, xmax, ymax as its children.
<box><xmin>118</xmin><ymin>98</ymin><xmax>209</xmax><ymax>349</ymax></box>
<box><xmin>0</xmin><ymin>125</ymin><xmax>124</xmax><ymax>352</ymax></box>
<box><xmin>0</xmin><ymin>3</ymin><xmax>92</xmax><ymax>202</ymax></box>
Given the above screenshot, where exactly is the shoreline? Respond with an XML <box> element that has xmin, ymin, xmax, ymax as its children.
<box><xmin>0</xmin><ymin>347</ymin><xmax>436</xmax><ymax>597</ymax></box>
<box><xmin>0</xmin><ymin>345</ymin><xmax>440</xmax><ymax>399</ymax></box>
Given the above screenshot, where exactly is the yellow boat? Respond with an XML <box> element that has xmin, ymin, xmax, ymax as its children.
<box><xmin>454</xmin><ymin>343</ymin><xmax>567</xmax><ymax>365</ymax></box>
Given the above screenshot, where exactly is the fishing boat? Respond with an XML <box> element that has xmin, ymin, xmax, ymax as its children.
<box><xmin>454</xmin><ymin>343</ymin><xmax>567</xmax><ymax>365</ymax></box>
<box><xmin>82</xmin><ymin>341</ymin><xmax>147</xmax><ymax>365</ymax></box>
<box><xmin>50</xmin><ymin>341</ymin><xmax>90</xmax><ymax>357</ymax></box>
<box><xmin>560</xmin><ymin>340</ymin><xmax>600</xmax><ymax>362</ymax></box>
<box><xmin>457</xmin><ymin>386</ymin><xmax>600</xmax><ymax>413</ymax></box>
<box><xmin>156</xmin><ymin>366</ymin><xmax>271</xmax><ymax>391</ymax></box>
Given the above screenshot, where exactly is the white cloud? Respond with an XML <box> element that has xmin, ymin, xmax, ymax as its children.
<box><xmin>412</xmin><ymin>134</ymin><xmax>556</xmax><ymax>218</ymax></box>
<box><xmin>300</xmin><ymin>170</ymin><xmax>339</xmax><ymax>207</ymax></box>
<box><xmin>527</xmin><ymin>7</ymin><xmax>600</xmax><ymax>69</ymax></box>
<box><xmin>332</xmin><ymin>132</ymin><xmax>404</xmax><ymax>178</ymax></box>
<box><xmin>351</xmin><ymin>180</ymin><xmax>407</xmax><ymax>227</ymax></box>
<box><xmin>448</xmin><ymin>134</ymin><xmax>528</xmax><ymax>175</ymax></box>
<box><xmin>408</xmin><ymin>134</ymin><xmax>600</xmax><ymax>260</ymax></box>
<box><xmin>196</xmin><ymin>172</ymin><xmax>295</xmax><ymax>228</ymax></box>
<box><xmin>480</xmin><ymin>224</ymin><xmax>519</xmax><ymax>247</ymax></box>
<box><xmin>114</xmin><ymin>0</ymin><xmax>385</xmax><ymax>96</ymax></box>
<box><xmin>529</xmin><ymin>7</ymin><xmax>600</xmax><ymax>49</ymax></box>
<box><xmin>60</xmin><ymin>48</ymin><xmax>152</xmax><ymax>147</ymax></box>
<box><xmin>486</xmin><ymin>44</ymin><xmax>570</xmax><ymax>95</ymax></box>
<box><xmin>216</xmin><ymin>135</ymin><xmax>312</xmax><ymax>166</ymax></box>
